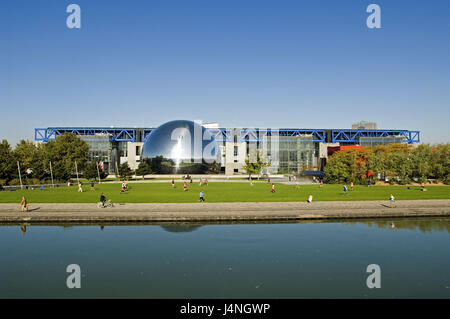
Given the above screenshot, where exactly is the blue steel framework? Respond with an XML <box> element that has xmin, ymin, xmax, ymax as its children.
<box><xmin>331</xmin><ymin>129</ymin><xmax>420</xmax><ymax>144</ymax></box>
<box><xmin>239</xmin><ymin>129</ymin><xmax>326</xmax><ymax>143</ymax></box>
<box><xmin>35</xmin><ymin>127</ymin><xmax>136</xmax><ymax>142</ymax></box>
<box><xmin>34</xmin><ymin>127</ymin><xmax>420</xmax><ymax>144</ymax></box>
<box><xmin>142</xmin><ymin>129</ymin><xmax>153</xmax><ymax>143</ymax></box>
<box><xmin>141</xmin><ymin>128</ymin><xmax>233</xmax><ymax>143</ymax></box>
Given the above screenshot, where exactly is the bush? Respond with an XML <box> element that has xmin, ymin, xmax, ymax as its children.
<box><xmin>8</xmin><ymin>178</ymin><xmax>22</xmax><ymax>186</ymax></box>
<box><xmin>25</xmin><ymin>178</ymin><xmax>42</xmax><ymax>186</ymax></box>
<box><xmin>417</xmin><ymin>176</ymin><xmax>427</xmax><ymax>184</ymax></box>
<box><xmin>398</xmin><ymin>176</ymin><xmax>411</xmax><ymax>185</ymax></box>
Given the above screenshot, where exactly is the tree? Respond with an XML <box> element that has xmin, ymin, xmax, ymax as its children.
<box><xmin>13</xmin><ymin>140</ymin><xmax>48</xmax><ymax>181</ymax></box>
<box><xmin>410</xmin><ymin>144</ymin><xmax>432</xmax><ymax>183</ymax></box>
<box><xmin>242</xmin><ymin>151</ymin><xmax>269</xmax><ymax>178</ymax></box>
<box><xmin>42</xmin><ymin>133</ymin><xmax>89</xmax><ymax>181</ymax></box>
<box><xmin>118</xmin><ymin>162</ymin><xmax>133</xmax><ymax>180</ymax></box>
<box><xmin>430</xmin><ymin>144</ymin><xmax>450</xmax><ymax>184</ymax></box>
<box><xmin>83</xmin><ymin>162</ymin><xmax>99</xmax><ymax>181</ymax></box>
<box><xmin>323</xmin><ymin>153</ymin><xmax>352</xmax><ymax>183</ymax></box>
<box><xmin>385</xmin><ymin>151</ymin><xmax>412</xmax><ymax>184</ymax></box>
<box><xmin>0</xmin><ymin>140</ymin><xmax>15</xmax><ymax>182</ymax></box>
<box><xmin>368</xmin><ymin>146</ymin><xmax>387</xmax><ymax>180</ymax></box>
<box><xmin>135</xmin><ymin>161</ymin><xmax>151</xmax><ymax>179</ymax></box>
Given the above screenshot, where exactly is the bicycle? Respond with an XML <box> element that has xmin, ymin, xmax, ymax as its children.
<box><xmin>97</xmin><ymin>200</ymin><xmax>114</xmax><ymax>208</ymax></box>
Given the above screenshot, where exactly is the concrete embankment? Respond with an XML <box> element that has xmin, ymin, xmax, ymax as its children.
<box><xmin>0</xmin><ymin>200</ymin><xmax>449</xmax><ymax>223</ymax></box>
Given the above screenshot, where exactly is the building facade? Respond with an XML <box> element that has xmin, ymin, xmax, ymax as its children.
<box><xmin>34</xmin><ymin>122</ymin><xmax>421</xmax><ymax>176</ymax></box>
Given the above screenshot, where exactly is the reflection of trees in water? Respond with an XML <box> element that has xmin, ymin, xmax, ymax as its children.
<box><xmin>145</xmin><ymin>156</ymin><xmax>220</xmax><ymax>174</ymax></box>
<box><xmin>160</xmin><ymin>225</ymin><xmax>202</xmax><ymax>233</ymax></box>
<box><xmin>346</xmin><ymin>218</ymin><xmax>450</xmax><ymax>233</ymax></box>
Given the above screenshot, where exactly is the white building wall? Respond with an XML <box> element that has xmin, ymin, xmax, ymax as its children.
<box><xmin>126</xmin><ymin>142</ymin><xmax>144</xmax><ymax>170</ymax></box>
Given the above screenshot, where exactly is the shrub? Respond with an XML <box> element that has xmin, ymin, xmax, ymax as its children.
<box><xmin>8</xmin><ymin>178</ymin><xmax>22</xmax><ymax>186</ymax></box>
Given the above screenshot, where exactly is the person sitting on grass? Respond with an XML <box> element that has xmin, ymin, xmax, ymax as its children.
<box><xmin>199</xmin><ymin>190</ymin><xmax>205</xmax><ymax>202</ymax></box>
<box><xmin>100</xmin><ymin>193</ymin><xmax>106</xmax><ymax>208</ymax></box>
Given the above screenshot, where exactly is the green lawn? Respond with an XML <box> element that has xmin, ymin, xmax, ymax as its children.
<box><xmin>1</xmin><ymin>182</ymin><xmax>449</xmax><ymax>203</ymax></box>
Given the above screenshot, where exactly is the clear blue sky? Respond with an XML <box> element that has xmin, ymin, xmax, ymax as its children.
<box><xmin>1</xmin><ymin>0</ymin><xmax>449</xmax><ymax>146</ymax></box>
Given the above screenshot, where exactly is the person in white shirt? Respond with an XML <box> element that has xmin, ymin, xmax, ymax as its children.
<box><xmin>390</xmin><ymin>194</ymin><xmax>396</xmax><ymax>208</ymax></box>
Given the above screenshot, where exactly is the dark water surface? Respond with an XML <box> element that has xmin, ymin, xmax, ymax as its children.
<box><xmin>0</xmin><ymin>218</ymin><xmax>449</xmax><ymax>298</ymax></box>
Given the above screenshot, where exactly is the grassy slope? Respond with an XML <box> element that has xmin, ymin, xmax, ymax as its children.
<box><xmin>0</xmin><ymin>182</ymin><xmax>449</xmax><ymax>203</ymax></box>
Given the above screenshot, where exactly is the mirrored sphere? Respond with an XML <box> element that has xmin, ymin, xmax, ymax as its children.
<box><xmin>141</xmin><ymin>120</ymin><xmax>221</xmax><ymax>174</ymax></box>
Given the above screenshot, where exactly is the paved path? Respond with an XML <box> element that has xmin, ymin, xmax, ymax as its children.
<box><xmin>0</xmin><ymin>200</ymin><xmax>449</xmax><ymax>223</ymax></box>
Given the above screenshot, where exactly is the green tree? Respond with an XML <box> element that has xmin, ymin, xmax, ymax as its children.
<box><xmin>242</xmin><ymin>151</ymin><xmax>269</xmax><ymax>179</ymax></box>
<box><xmin>368</xmin><ymin>146</ymin><xmax>387</xmax><ymax>180</ymax></box>
<box><xmin>83</xmin><ymin>162</ymin><xmax>99</xmax><ymax>181</ymax></box>
<box><xmin>323</xmin><ymin>153</ymin><xmax>352</xmax><ymax>183</ymax></box>
<box><xmin>118</xmin><ymin>162</ymin><xmax>133</xmax><ymax>180</ymax></box>
<box><xmin>385</xmin><ymin>151</ymin><xmax>412</xmax><ymax>184</ymax></box>
<box><xmin>431</xmin><ymin>144</ymin><xmax>450</xmax><ymax>183</ymax></box>
<box><xmin>42</xmin><ymin>133</ymin><xmax>89</xmax><ymax>181</ymax></box>
<box><xmin>0</xmin><ymin>140</ymin><xmax>15</xmax><ymax>182</ymax></box>
<box><xmin>13</xmin><ymin>140</ymin><xmax>48</xmax><ymax>181</ymax></box>
<box><xmin>135</xmin><ymin>160</ymin><xmax>151</xmax><ymax>179</ymax></box>
<box><xmin>410</xmin><ymin>144</ymin><xmax>432</xmax><ymax>182</ymax></box>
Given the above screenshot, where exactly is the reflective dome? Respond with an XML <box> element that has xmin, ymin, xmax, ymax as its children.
<box><xmin>141</xmin><ymin>120</ymin><xmax>221</xmax><ymax>174</ymax></box>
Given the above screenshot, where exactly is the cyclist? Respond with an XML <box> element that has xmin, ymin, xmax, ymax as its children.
<box><xmin>100</xmin><ymin>193</ymin><xmax>107</xmax><ymax>208</ymax></box>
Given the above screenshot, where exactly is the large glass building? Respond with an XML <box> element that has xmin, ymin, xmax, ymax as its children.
<box><xmin>34</xmin><ymin>121</ymin><xmax>420</xmax><ymax>175</ymax></box>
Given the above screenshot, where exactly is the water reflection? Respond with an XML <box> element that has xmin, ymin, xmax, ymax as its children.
<box><xmin>160</xmin><ymin>225</ymin><xmax>202</xmax><ymax>233</ymax></box>
<box><xmin>345</xmin><ymin>218</ymin><xmax>450</xmax><ymax>233</ymax></box>
<box><xmin>2</xmin><ymin>217</ymin><xmax>449</xmax><ymax>298</ymax></box>
<box><xmin>10</xmin><ymin>217</ymin><xmax>450</xmax><ymax>235</ymax></box>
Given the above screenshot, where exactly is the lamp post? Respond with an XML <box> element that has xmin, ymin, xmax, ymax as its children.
<box><xmin>49</xmin><ymin>161</ymin><xmax>55</xmax><ymax>187</ymax></box>
<box><xmin>17</xmin><ymin>161</ymin><xmax>23</xmax><ymax>190</ymax></box>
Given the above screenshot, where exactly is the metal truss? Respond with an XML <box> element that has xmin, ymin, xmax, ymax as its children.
<box><xmin>34</xmin><ymin>127</ymin><xmax>420</xmax><ymax>145</ymax></box>
<box><xmin>142</xmin><ymin>129</ymin><xmax>154</xmax><ymax>143</ymax></box>
<box><xmin>208</xmin><ymin>128</ymin><xmax>233</xmax><ymax>142</ymax></box>
<box><xmin>34</xmin><ymin>127</ymin><xmax>136</xmax><ymax>142</ymax></box>
<box><xmin>331</xmin><ymin>130</ymin><xmax>420</xmax><ymax>144</ymax></box>
<box><xmin>239</xmin><ymin>129</ymin><xmax>326</xmax><ymax>143</ymax></box>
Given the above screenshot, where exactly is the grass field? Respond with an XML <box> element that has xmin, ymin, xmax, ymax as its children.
<box><xmin>0</xmin><ymin>182</ymin><xmax>449</xmax><ymax>204</ymax></box>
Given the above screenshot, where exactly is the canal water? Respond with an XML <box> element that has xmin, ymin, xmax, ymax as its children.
<box><xmin>0</xmin><ymin>218</ymin><xmax>449</xmax><ymax>298</ymax></box>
